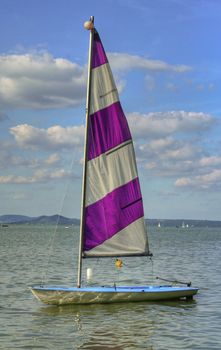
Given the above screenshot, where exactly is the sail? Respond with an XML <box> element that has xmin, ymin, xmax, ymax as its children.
<box><xmin>83</xmin><ymin>30</ymin><xmax>150</xmax><ymax>257</ymax></box>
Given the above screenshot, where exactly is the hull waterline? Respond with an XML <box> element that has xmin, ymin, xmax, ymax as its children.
<box><xmin>30</xmin><ymin>285</ymin><xmax>198</xmax><ymax>305</ymax></box>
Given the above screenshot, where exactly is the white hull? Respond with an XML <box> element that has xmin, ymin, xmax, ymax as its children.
<box><xmin>30</xmin><ymin>285</ymin><xmax>198</xmax><ymax>306</ymax></box>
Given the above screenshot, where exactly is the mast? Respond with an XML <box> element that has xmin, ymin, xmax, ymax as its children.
<box><xmin>77</xmin><ymin>16</ymin><xmax>94</xmax><ymax>288</ymax></box>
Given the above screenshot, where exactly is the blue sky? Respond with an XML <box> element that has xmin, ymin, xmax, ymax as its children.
<box><xmin>1</xmin><ymin>0</ymin><xmax>221</xmax><ymax>220</ymax></box>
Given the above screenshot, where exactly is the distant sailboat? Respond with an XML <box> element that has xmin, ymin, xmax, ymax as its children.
<box><xmin>157</xmin><ymin>222</ymin><xmax>161</xmax><ymax>228</ymax></box>
<box><xmin>30</xmin><ymin>17</ymin><xmax>198</xmax><ymax>305</ymax></box>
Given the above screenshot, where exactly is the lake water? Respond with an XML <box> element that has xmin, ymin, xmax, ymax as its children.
<box><xmin>1</xmin><ymin>224</ymin><xmax>221</xmax><ymax>349</ymax></box>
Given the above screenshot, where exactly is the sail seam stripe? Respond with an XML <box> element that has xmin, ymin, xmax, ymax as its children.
<box><xmin>105</xmin><ymin>140</ymin><xmax>132</xmax><ymax>156</ymax></box>
<box><xmin>100</xmin><ymin>88</ymin><xmax>117</xmax><ymax>99</ymax></box>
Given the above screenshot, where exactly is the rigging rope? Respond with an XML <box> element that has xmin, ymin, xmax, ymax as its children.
<box><xmin>40</xmin><ymin>149</ymin><xmax>77</xmax><ymax>285</ymax></box>
<box><xmin>156</xmin><ymin>276</ymin><xmax>192</xmax><ymax>287</ymax></box>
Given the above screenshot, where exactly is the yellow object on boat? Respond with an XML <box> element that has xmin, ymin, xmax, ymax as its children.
<box><xmin>115</xmin><ymin>259</ymin><xmax>123</xmax><ymax>268</ymax></box>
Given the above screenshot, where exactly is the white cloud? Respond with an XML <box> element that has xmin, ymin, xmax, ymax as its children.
<box><xmin>4</xmin><ymin>110</ymin><xmax>219</xmax><ymax>192</ymax></box>
<box><xmin>129</xmin><ymin>111</ymin><xmax>220</xmax><ymax>190</ymax></box>
<box><xmin>0</xmin><ymin>51</ymin><xmax>192</xmax><ymax>111</ymax></box>
<box><xmin>164</xmin><ymin>144</ymin><xmax>198</xmax><ymax>161</ymax></box>
<box><xmin>108</xmin><ymin>53</ymin><xmax>191</xmax><ymax>73</ymax></box>
<box><xmin>174</xmin><ymin>177</ymin><xmax>192</xmax><ymax>187</ymax></box>
<box><xmin>0</xmin><ymin>145</ymin><xmax>61</xmax><ymax>170</ymax></box>
<box><xmin>175</xmin><ymin>169</ymin><xmax>221</xmax><ymax>190</ymax></box>
<box><xmin>140</xmin><ymin>135</ymin><xmax>221</xmax><ymax>189</ymax></box>
<box><xmin>128</xmin><ymin>110</ymin><xmax>214</xmax><ymax>139</ymax></box>
<box><xmin>143</xmin><ymin>137</ymin><xmax>174</xmax><ymax>151</ymax></box>
<box><xmin>0</xmin><ymin>168</ymin><xmax>76</xmax><ymax>184</ymax></box>
<box><xmin>0</xmin><ymin>53</ymin><xmax>86</xmax><ymax>109</ymax></box>
<box><xmin>45</xmin><ymin>153</ymin><xmax>60</xmax><ymax>165</ymax></box>
<box><xmin>140</xmin><ymin>138</ymin><xmax>199</xmax><ymax>177</ymax></box>
<box><xmin>199</xmin><ymin>156</ymin><xmax>221</xmax><ymax>167</ymax></box>
<box><xmin>10</xmin><ymin>123</ymin><xmax>84</xmax><ymax>150</ymax></box>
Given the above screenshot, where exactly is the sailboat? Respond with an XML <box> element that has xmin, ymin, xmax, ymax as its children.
<box><xmin>30</xmin><ymin>17</ymin><xmax>198</xmax><ymax>305</ymax></box>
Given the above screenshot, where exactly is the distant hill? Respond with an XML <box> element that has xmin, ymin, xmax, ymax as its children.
<box><xmin>0</xmin><ymin>215</ymin><xmax>33</xmax><ymax>223</ymax></box>
<box><xmin>0</xmin><ymin>215</ymin><xmax>221</xmax><ymax>227</ymax></box>
<box><xmin>0</xmin><ymin>214</ymin><xmax>79</xmax><ymax>225</ymax></box>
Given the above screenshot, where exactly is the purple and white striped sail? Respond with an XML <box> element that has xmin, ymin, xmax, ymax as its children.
<box><xmin>83</xmin><ymin>30</ymin><xmax>150</xmax><ymax>257</ymax></box>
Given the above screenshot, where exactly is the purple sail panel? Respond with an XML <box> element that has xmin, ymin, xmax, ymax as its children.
<box><xmin>84</xmin><ymin>178</ymin><xmax>144</xmax><ymax>251</ymax></box>
<box><xmin>88</xmin><ymin>102</ymin><xmax>132</xmax><ymax>160</ymax></box>
<box><xmin>92</xmin><ymin>31</ymin><xmax>108</xmax><ymax>68</ymax></box>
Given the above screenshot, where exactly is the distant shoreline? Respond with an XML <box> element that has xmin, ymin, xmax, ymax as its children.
<box><xmin>0</xmin><ymin>214</ymin><xmax>221</xmax><ymax>227</ymax></box>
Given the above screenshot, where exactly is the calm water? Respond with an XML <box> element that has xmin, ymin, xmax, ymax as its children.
<box><xmin>1</xmin><ymin>224</ymin><xmax>221</xmax><ymax>349</ymax></box>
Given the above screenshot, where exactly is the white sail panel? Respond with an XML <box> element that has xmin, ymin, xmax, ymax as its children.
<box><xmin>90</xmin><ymin>63</ymin><xmax>119</xmax><ymax>115</ymax></box>
<box><xmin>85</xmin><ymin>141</ymin><xmax>138</xmax><ymax>206</ymax></box>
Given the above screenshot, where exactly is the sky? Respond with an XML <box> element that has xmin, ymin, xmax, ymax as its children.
<box><xmin>0</xmin><ymin>0</ymin><xmax>221</xmax><ymax>220</ymax></box>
